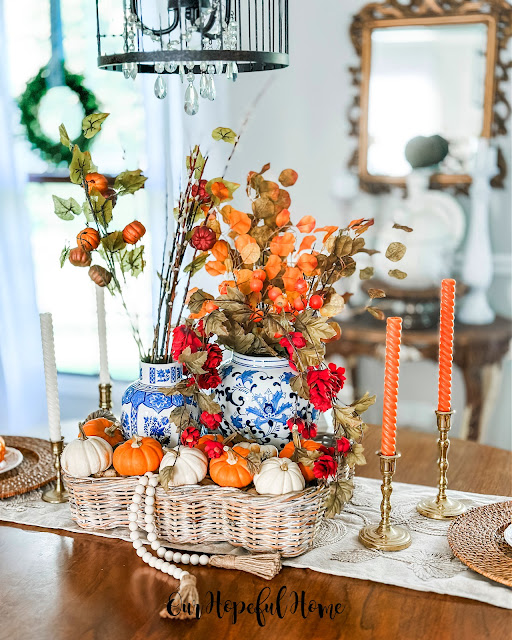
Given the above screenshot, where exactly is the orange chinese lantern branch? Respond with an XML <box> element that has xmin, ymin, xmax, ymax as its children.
<box><xmin>276</xmin><ymin>209</ymin><xmax>291</xmax><ymax>227</ymax></box>
<box><xmin>282</xmin><ymin>267</ymin><xmax>301</xmax><ymax>292</ymax></box>
<box><xmin>265</xmin><ymin>255</ymin><xmax>282</xmax><ymax>280</ymax></box>
<box><xmin>349</xmin><ymin>218</ymin><xmax>374</xmax><ymax>234</ymax></box>
<box><xmin>219</xmin><ymin>280</ymin><xmax>236</xmax><ymax>295</ymax></box>
<box><xmin>298</xmin><ymin>235</ymin><xmax>315</xmax><ymax>252</ymax></box>
<box><xmin>269</xmin><ymin>232</ymin><xmax>295</xmax><ymax>257</ymax></box>
<box><xmin>205</xmin><ymin>260</ymin><xmax>227</xmax><ymax>276</ymax></box>
<box><xmin>211</xmin><ymin>239</ymin><xmax>229</xmax><ymax>262</ymax></box>
<box><xmin>234</xmin><ymin>234</ymin><xmax>256</xmax><ymax>252</ymax></box>
<box><xmin>315</xmin><ymin>226</ymin><xmax>338</xmax><ymax>242</ymax></box>
<box><xmin>297</xmin><ymin>253</ymin><xmax>318</xmax><ymax>276</ymax></box>
<box><xmin>296</xmin><ymin>215</ymin><xmax>316</xmax><ymax>233</ymax></box>
<box><xmin>211</xmin><ymin>181</ymin><xmax>230</xmax><ymax>201</ymax></box>
<box><xmin>235</xmin><ymin>269</ymin><xmax>254</xmax><ymax>295</ymax></box>
<box><xmin>228</xmin><ymin>209</ymin><xmax>252</xmax><ymax>234</ymax></box>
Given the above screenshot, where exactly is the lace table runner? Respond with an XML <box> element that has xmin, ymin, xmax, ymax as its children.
<box><xmin>1</xmin><ymin>477</ymin><xmax>510</xmax><ymax>609</ymax></box>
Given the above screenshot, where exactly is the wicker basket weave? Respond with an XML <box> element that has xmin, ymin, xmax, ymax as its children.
<box><xmin>65</xmin><ymin>474</ymin><xmax>329</xmax><ymax>557</ymax></box>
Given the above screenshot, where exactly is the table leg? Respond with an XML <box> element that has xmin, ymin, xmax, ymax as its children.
<box><xmin>346</xmin><ymin>355</ymin><xmax>359</xmax><ymax>402</ymax></box>
<box><xmin>462</xmin><ymin>364</ymin><xmax>484</xmax><ymax>442</ymax></box>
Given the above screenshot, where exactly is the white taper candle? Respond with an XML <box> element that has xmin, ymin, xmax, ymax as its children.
<box><xmin>39</xmin><ymin>313</ymin><xmax>62</xmax><ymax>442</ymax></box>
<box><xmin>95</xmin><ymin>284</ymin><xmax>110</xmax><ymax>385</ymax></box>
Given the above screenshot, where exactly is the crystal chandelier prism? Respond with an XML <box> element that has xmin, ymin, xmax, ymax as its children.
<box><xmin>95</xmin><ymin>1</ymin><xmax>289</xmax><ymax>115</ymax></box>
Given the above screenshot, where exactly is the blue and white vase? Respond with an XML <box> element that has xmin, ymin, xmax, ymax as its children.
<box><xmin>121</xmin><ymin>362</ymin><xmax>188</xmax><ymax>446</ymax></box>
<box><xmin>216</xmin><ymin>352</ymin><xmax>318</xmax><ymax>450</ymax></box>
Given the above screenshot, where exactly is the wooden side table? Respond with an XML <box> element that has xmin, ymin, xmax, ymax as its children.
<box><xmin>326</xmin><ymin>315</ymin><xmax>511</xmax><ymax>442</ymax></box>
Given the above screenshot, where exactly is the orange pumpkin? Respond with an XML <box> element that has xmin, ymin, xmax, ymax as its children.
<box><xmin>280</xmin><ymin>438</ymin><xmax>323</xmax><ymax>482</ymax></box>
<box><xmin>122</xmin><ymin>221</ymin><xmax>146</xmax><ymax>245</ymax></box>
<box><xmin>85</xmin><ymin>172</ymin><xmax>109</xmax><ymax>195</ymax></box>
<box><xmin>113</xmin><ymin>436</ymin><xmax>163</xmax><ymax>476</ymax></box>
<box><xmin>68</xmin><ymin>247</ymin><xmax>92</xmax><ymax>267</ymax></box>
<box><xmin>196</xmin><ymin>434</ymin><xmax>224</xmax><ymax>454</ymax></box>
<box><xmin>77</xmin><ymin>228</ymin><xmax>101</xmax><ymax>252</ymax></box>
<box><xmin>0</xmin><ymin>436</ymin><xmax>5</xmax><ymax>463</ymax></box>
<box><xmin>80</xmin><ymin>418</ymin><xmax>124</xmax><ymax>447</ymax></box>
<box><xmin>209</xmin><ymin>446</ymin><xmax>254</xmax><ymax>488</ymax></box>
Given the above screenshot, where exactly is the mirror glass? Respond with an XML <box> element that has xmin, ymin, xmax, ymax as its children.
<box><xmin>367</xmin><ymin>23</ymin><xmax>488</xmax><ymax>177</ymax></box>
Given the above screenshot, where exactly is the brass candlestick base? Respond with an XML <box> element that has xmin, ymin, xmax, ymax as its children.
<box><xmin>359</xmin><ymin>452</ymin><xmax>412</xmax><ymax>551</ymax></box>
<box><xmin>416</xmin><ymin>410</ymin><xmax>466</xmax><ymax>520</ymax></box>
<box><xmin>42</xmin><ymin>438</ymin><xmax>68</xmax><ymax>503</ymax></box>
<box><xmin>99</xmin><ymin>383</ymin><xmax>112</xmax><ymax>410</ymax></box>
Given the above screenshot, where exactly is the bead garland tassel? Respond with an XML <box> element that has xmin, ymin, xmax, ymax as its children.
<box><xmin>129</xmin><ymin>472</ymin><xmax>282</xmax><ymax>619</ymax></box>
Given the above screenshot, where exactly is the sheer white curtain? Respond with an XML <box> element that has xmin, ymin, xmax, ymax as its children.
<box><xmin>0</xmin><ymin>0</ymin><xmax>47</xmax><ymax>435</ymax></box>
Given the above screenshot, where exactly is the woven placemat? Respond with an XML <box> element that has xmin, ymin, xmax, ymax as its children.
<box><xmin>0</xmin><ymin>436</ymin><xmax>55</xmax><ymax>499</ymax></box>
<box><xmin>448</xmin><ymin>501</ymin><xmax>512</xmax><ymax>587</ymax></box>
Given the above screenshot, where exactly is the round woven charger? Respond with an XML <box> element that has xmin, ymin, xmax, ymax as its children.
<box><xmin>448</xmin><ymin>501</ymin><xmax>512</xmax><ymax>587</ymax></box>
<box><xmin>0</xmin><ymin>436</ymin><xmax>56</xmax><ymax>499</ymax></box>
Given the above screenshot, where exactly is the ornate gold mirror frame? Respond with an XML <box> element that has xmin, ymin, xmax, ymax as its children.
<box><xmin>348</xmin><ymin>0</ymin><xmax>512</xmax><ymax>194</ymax></box>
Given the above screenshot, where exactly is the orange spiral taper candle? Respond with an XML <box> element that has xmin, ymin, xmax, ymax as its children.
<box><xmin>438</xmin><ymin>279</ymin><xmax>456</xmax><ymax>412</ymax></box>
<box><xmin>381</xmin><ymin>317</ymin><xmax>402</xmax><ymax>456</ymax></box>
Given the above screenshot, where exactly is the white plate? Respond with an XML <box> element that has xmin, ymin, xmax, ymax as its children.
<box><xmin>0</xmin><ymin>447</ymin><xmax>24</xmax><ymax>474</ymax></box>
<box><xmin>504</xmin><ymin>523</ymin><xmax>512</xmax><ymax>548</ymax></box>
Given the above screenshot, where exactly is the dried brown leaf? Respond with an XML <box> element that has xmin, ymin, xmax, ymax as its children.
<box><xmin>359</xmin><ymin>266</ymin><xmax>374</xmax><ymax>280</ymax></box>
<box><xmin>278</xmin><ymin>169</ymin><xmax>298</xmax><ymax>187</ymax></box>
<box><xmin>393</xmin><ymin>223</ymin><xmax>413</xmax><ymax>233</ymax></box>
<box><xmin>366</xmin><ymin>306</ymin><xmax>385</xmax><ymax>321</ymax></box>
<box><xmin>252</xmin><ymin>196</ymin><xmax>275</xmax><ymax>219</ymax></box>
<box><xmin>385</xmin><ymin>242</ymin><xmax>407</xmax><ymax>262</ymax></box>
<box><xmin>388</xmin><ymin>269</ymin><xmax>407</xmax><ymax>280</ymax></box>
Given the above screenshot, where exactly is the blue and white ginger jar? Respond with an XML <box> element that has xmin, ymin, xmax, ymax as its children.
<box><xmin>216</xmin><ymin>352</ymin><xmax>318</xmax><ymax>450</ymax></box>
<box><xmin>121</xmin><ymin>362</ymin><xmax>191</xmax><ymax>446</ymax></box>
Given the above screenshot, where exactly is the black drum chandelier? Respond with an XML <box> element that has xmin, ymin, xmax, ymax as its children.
<box><xmin>95</xmin><ymin>1</ymin><xmax>289</xmax><ymax>115</ymax></box>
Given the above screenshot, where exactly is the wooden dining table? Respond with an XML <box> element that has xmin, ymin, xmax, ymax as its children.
<box><xmin>1</xmin><ymin>427</ymin><xmax>510</xmax><ymax>640</ymax></box>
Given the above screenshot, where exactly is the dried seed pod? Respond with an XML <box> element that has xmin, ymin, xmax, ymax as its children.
<box><xmin>89</xmin><ymin>265</ymin><xmax>112</xmax><ymax>287</ymax></box>
<box><xmin>191</xmin><ymin>226</ymin><xmax>216</xmax><ymax>251</ymax></box>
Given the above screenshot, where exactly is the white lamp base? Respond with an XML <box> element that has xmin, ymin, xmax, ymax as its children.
<box><xmin>458</xmin><ymin>289</ymin><xmax>495</xmax><ymax>325</ymax></box>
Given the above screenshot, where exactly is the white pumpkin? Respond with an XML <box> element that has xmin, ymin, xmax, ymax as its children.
<box><xmin>158</xmin><ymin>447</ymin><xmax>208</xmax><ymax>487</ymax></box>
<box><xmin>236</xmin><ymin>442</ymin><xmax>278</xmax><ymax>459</ymax></box>
<box><xmin>253</xmin><ymin>457</ymin><xmax>305</xmax><ymax>495</ymax></box>
<box><xmin>61</xmin><ymin>430</ymin><xmax>113</xmax><ymax>478</ymax></box>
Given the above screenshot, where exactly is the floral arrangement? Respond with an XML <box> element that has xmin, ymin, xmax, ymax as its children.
<box><xmin>157</xmin><ymin>132</ymin><xmax>402</xmax><ymax>515</ymax></box>
<box><xmin>55</xmin><ymin>117</ymin><xmax>411</xmax><ymax>516</ymax></box>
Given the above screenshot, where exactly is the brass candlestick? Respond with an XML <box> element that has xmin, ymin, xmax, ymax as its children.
<box><xmin>416</xmin><ymin>410</ymin><xmax>466</xmax><ymax>520</ymax></box>
<box><xmin>42</xmin><ymin>438</ymin><xmax>68</xmax><ymax>503</ymax></box>
<box><xmin>99</xmin><ymin>382</ymin><xmax>112</xmax><ymax>410</ymax></box>
<box><xmin>359</xmin><ymin>452</ymin><xmax>412</xmax><ymax>551</ymax></box>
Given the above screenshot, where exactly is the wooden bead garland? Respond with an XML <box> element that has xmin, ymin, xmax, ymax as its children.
<box><xmin>129</xmin><ymin>472</ymin><xmax>209</xmax><ymax>575</ymax></box>
<box><xmin>129</xmin><ymin>470</ymin><xmax>282</xmax><ymax>618</ymax></box>
<box><xmin>130</xmin><ymin>471</ymin><xmax>203</xmax><ymax>620</ymax></box>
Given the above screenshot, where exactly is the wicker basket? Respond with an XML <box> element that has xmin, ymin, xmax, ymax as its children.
<box><xmin>65</xmin><ymin>474</ymin><xmax>329</xmax><ymax>557</ymax></box>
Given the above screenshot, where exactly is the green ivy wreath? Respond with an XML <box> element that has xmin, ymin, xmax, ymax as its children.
<box><xmin>18</xmin><ymin>65</ymin><xmax>100</xmax><ymax>166</ymax></box>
